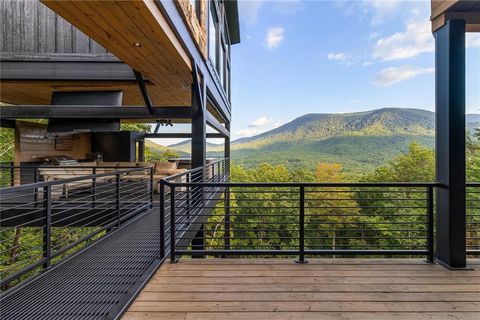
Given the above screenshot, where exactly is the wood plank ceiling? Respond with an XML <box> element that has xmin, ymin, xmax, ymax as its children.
<box><xmin>31</xmin><ymin>0</ymin><xmax>194</xmax><ymax>107</ymax></box>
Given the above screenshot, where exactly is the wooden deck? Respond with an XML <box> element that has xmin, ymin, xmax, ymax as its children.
<box><xmin>123</xmin><ymin>258</ymin><xmax>480</xmax><ymax>320</ymax></box>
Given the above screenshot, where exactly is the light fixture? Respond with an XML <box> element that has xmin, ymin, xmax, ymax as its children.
<box><xmin>156</xmin><ymin>119</ymin><xmax>173</xmax><ymax>127</ymax></box>
<box><xmin>133</xmin><ymin>42</ymin><xmax>142</xmax><ymax>48</ymax></box>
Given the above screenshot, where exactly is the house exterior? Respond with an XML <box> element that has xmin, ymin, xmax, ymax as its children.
<box><xmin>0</xmin><ymin>1</ymin><xmax>479</xmax><ymax>319</ymax></box>
<box><xmin>1</xmin><ymin>0</ymin><xmax>240</xmax><ymax>170</ymax></box>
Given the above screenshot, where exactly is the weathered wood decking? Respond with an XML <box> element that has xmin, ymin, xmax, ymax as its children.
<box><xmin>123</xmin><ymin>258</ymin><xmax>480</xmax><ymax>320</ymax></box>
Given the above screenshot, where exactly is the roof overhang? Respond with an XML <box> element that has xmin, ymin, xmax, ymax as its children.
<box><xmin>40</xmin><ymin>0</ymin><xmax>193</xmax><ymax>106</ymax></box>
<box><xmin>225</xmin><ymin>0</ymin><xmax>241</xmax><ymax>44</ymax></box>
<box><xmin>431</xmin><ymin>0</ymin><xmax>480</xmax><ymax>32</ymax></box>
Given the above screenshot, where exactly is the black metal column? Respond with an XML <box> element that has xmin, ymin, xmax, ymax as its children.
<box><xmin>191</xmin><ymin>65</ymin><xmax>206</xmax><ymax>171</ymax></box>
<box><xmin>191</xmin><ymin>65</ymin><xmax>206</xmax><ymax>256</ymax></box>
<box><xmin>137</xmin><ymin>139</ymin><xmax>145</xmax><ymax>162</ymax></box>
<box><xmin>224</xmin><ymin>122</ymin><xmax>231</xmax><ymax>161</ymax></box>
<box><xmin>434</xmin><ymin>19</ymin><xmax>467</xmax><ymax>269</ymax></box>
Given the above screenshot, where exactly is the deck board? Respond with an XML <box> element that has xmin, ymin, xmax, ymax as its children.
<box><xmin>123</xmin><ymin>258</ymin><xmax>480</xmax><ymax>320</ymax></box>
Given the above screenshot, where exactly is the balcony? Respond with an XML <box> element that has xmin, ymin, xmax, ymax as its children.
<box><xmin>0</xmin><ymin>159</ymin><xmax>479</xmax><ymax>319</ymax></box>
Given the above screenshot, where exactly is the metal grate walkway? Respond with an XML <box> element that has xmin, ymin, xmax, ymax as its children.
<box><xmin>0</xmin><ymin>208</ymin><xmax>162</xmax><ymax>320</ymax></box>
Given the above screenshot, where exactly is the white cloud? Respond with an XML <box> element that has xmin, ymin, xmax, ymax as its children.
<box><xmin>467</xmin><ymin>33</ymin><xmax>480</xmax><ymax>48</ymax></box>
<box><xmin>374</xmin><ymin>19</ymin><xmax>434</xmax><ymax>61</ymax></box>
<box><xmin>238</xmin><ymin>1</ymin><xmax>265</xmax><ymax>25</ymax></box>
<box><xmin>368</xmin><ymin>0</ymin><xmax>402</xmax><ymax>25</ymax></box>
<box><xmin>249</xmin><ymin>116</ymin><xmax>273</xmax><ymax>127</ymax></box>
<box><xmin>264</xmin><ymin>27</ymin><xmax>284</xmax><ymax>50</ymax></box>
<box><xmin>327</xmin><ymin>52</ymin><xmax>347</xmax><ymax>61</ymax></box>
<box><xmin>373</xmin><ymin>66</ymin><xmax>434</xmax><ymax>86</ymax></box>
<box><xmin>333</xmin><ymin>0</ymin><xmax>404</xmax><ymax>25</ymax></box>
<box><xmin>235</xmin><ymin>128</ymin><xmax>267</xmax><ymax>138</ymax></box>
<box><xmin>235</xmin><ymin>117</ymin><xmax>289</xmax><ymax>139</ymax></box>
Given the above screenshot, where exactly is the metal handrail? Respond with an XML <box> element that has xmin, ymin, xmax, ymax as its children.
<box><xmin>165</xmin><ymin>179</ymin><xmax>438</xmax><ymax>263</ymax></box>
<box><xmin>163</xmin><ymin>181</ymin><xmax>441</xmax><ymax>188</ymax></box>
<box><xmin>0</xmin><ymin>167</ymin><xmax>149</xmax><ymax>193</ymax></box>
<box><xmin>0</xmin><ymin>166</ymin><xmax>154</xmax><ymax>289</ymax></box>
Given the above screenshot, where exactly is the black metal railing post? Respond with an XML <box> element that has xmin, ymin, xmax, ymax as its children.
<box><xmin>297</xmin><ymin>185</ymin><xmax>307</xmax><ymax>263</ymax></box>
<box><xmin>224</xmin><ymin>186</ymin><xmax>231</xmax><ymax>253</ymax></box>
<box><xmin>170</xmin><ymin>185</ymin><xmax>177</xmax><ymax>263</ymax></box>
<box><xmin>186</xmin><ymin>173</ymin><xmax>191</xmax><ymax>220</ymax></box>
<box><xmin>92</xmin><ymin>167</ymin><xmax>97</xmax><ymax>208</ymax></box>
<box><xmin>159</xmin><ymin>180</ymin><xmax>166</xmax><ymax>259</ymax></box>
<box><xmin>43</xmin><ymin>185</ymin><xmax>52</xmax><ymax>269</ymax></box>
<box><xmin>427</xmin><ymin>185</ymin><xmax>434</xmax><ymax>263</ymax></box>
<box><xmin>116</xmin><ymin>174</ymin><xmax>121</xmax><ymax>227</ymax></box>
<box><xmin>150</xmin><ymin>167</ymin><xmax>154</xmax><ymax>209</ymax></box>
<box><xmin>212</xmin><ymin>164</ymin><xmax>215</xmax><ymax>182</ymax></box>
<box><xmin>10</xmin><ymin>163</ymin><xmax>14</xmax><ymax>187</ymax></box>
<box><xmin>33</xmin><ymin>168</ymin><xmax>38</xmax><ymax>208</ymax></box>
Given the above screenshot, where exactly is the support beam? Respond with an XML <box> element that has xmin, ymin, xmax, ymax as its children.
<box><xmin>0</xmin><ymin>106</ymin><xmax>192</xmax><ymax>119</ymax></box>
<box><xmin>143</xmin><ymin>133</ymin><xmax>224</xmax><ymax>139</ymax></box>
<box><xmin>137</xmin><ymin>139</ymin><xmax>145</xmax><ymax>162</ymax></box>
<box><xmin>191</xmin><ymin>65</ymin><xmax>206</xmax><ymax>170</ymax></box>
<box><xmin>133</xmin><ymin>70</ymin><xmax>155</xmax><ymax>115</ymax></box>
<box><xmin>206</xmin><ymin>110</ymin><xmax>230</xmax><ymax>138</ymax></box>
<box><xmin>434</xmin><ymin>19</ymin><xmax>466</xmax><ymax>269</ymax></box>
<box><xmin>224</xmin><ymin>122</ymin><xmax>231</xmax><ymax>161</ymax></box>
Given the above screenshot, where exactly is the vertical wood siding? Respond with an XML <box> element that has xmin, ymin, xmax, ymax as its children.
<box><xmin>0</xmin><ymin>0</ymin><xmax>108</xmax><ymax>56</ymax></box>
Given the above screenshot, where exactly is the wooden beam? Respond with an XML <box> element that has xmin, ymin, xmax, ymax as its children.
<box><xmin>0</xmin><ymin>106</ymin><xmax>192</xmax><ymax>119</ymax></box>
<box><xmin>431</xmin><ymin>0</ymin><xmax>459</xmax><ymax>20</ymax></box>
<box><xmin>432</xmin><ymin>11</ymin><xmax>480</xmax><ymax>32</ymax></box>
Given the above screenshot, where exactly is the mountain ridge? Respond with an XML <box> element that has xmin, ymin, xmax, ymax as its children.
<box><xmin>162</xmin><ymin>108</ymin><xmax>480</xmax><ymax>174</ymax></box>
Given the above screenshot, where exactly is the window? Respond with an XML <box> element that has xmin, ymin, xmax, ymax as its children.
<box><xmin>219</xmin><ymin>42</ymin><xmax>225</xmax><ymax>85</ymax></box>
<box><xmin>208</xmin><ymin>4</ymin><xmax>218</xmax><ymax>70</ymax></box>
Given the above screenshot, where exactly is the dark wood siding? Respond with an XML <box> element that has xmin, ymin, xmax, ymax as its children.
<box><xmin>0</xmin><ymin>0</ymin><xmax>112</xmax><ymax>59</ymax></box>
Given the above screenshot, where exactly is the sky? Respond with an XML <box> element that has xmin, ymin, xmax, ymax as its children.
<box><xmin>228</xmin><ymin>0</ymin><xmax>480</xmax><ymax>140</ymax></box>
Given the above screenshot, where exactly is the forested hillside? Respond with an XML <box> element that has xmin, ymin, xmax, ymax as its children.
<box><xmin>167</xmin><ymin>108</ymin><xmax>480</xmax><ymax>175</ymax></box>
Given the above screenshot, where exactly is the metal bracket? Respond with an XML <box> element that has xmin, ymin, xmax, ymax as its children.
<box><xmin>133</xmin><ymin>70</ymin><xmax>155</xmax><ymax>115</ymax></box>
<box><xmin>191</xmin><ymin>64</ymin><xmax>204</xmax><ymax>114</ymax></box>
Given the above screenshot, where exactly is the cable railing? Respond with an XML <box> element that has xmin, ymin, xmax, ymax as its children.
<box><xmin>0</xmin><ymin>167</ymin><xmax>153</xmax><ymax>289</ymax></box>
<box><xmin>0</xmin><ymin>158</ymin><xmax>230</xmax><ymax>291</ymax></box>
<box><xmin>0</xmin><ymin>162</ymin><xmax>143</xmax><ymax>188</ymax></box>
<box><xmin>159</xmin><ymin>158</ymin><xmax>230</xmax><ymax>259</ymax></box>
<box><xmin>164</xmin><ymin>181</ymin><xmax>440</xmax><ymax>262</ymax></box>
<box><xmin>467</xmin><ymin>182</ymin><xmax>480</xmax><ymax>255</ymax></box>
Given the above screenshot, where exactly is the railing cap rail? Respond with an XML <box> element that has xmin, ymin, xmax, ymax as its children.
<box><xmin>0</xmin><ymin>167</ymin><xmax>152</xmax><ymax>194</ymax></box>
<box><xmin>162</xmin><ymin>157</ymin><xmax>229</xmax><ymax>181</ymax></box>
<box><xmin>162</xmin><ymin>181</ymin><xmax>443</xmax><ymax>188</ymax></box>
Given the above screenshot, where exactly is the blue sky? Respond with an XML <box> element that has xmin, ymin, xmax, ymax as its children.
<box><xmin>228</xmin><ymin>0</ymin><xmax>480</xmax><ymax>140</ymax></box>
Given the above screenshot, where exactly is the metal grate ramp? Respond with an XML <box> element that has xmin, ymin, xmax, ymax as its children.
<box><xmin>0</xmin><ymin>208</ymin><xmax>161</xmax><ymax>320</ymax></box>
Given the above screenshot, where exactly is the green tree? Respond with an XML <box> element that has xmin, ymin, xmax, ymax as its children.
<box><xmin>120</xmin><ymin>123</ymin><xmax>151</xmax><ymax>133</ymax></box>
<box><xmin>360</xmin><ymin>142</ymin><xmax>436</xmax><ymax>253</ymax></box>
<box><xmin>364</xmin><ymin>141</ymin><xmax>435</xmax><ymax>183</ymax></box>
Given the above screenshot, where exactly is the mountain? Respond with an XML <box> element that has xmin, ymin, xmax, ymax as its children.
<box><xmin>167</xmin><ymin>140</ymin><xmax>224</xmax><ymax>153</ymax></box>
<box><xmin>165</xmin><ymin>108</ymin><xmax>480</xmax><ymax>175</ymax></box>
<box><xmin>145</xmin><ymin>140</ymin><xmax>190</xmax><ymax>158</ymax></box>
